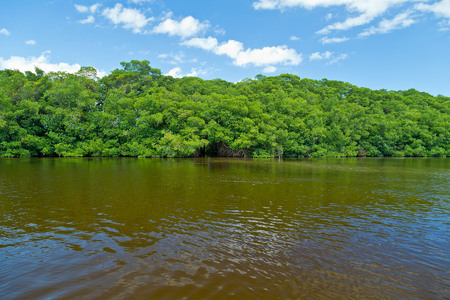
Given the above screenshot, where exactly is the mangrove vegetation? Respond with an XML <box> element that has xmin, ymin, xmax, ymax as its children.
<box><xmin>1</xmin><ymin>60</ymin><xmax>448</xmax><ymax>158</ymax></box>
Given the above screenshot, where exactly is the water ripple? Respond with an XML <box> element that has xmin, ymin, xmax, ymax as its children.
<box><xmin>0</xmin><ymin>158</ymin><xmax>449</xmax><ymax>299</ymax></box>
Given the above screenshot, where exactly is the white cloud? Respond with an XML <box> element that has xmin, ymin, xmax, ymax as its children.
<box><xmin>158</xmin><ymin>51</ymin><xmax>193</xmax><ymax>65</ymax></box>
<box><xmin>316</xmin><ymin>13</ymin><xmax>377</xmax><ymax>34</ymax></box>
<box><xmin>166</xmin><ymin>67</ymin><xmax>183</xmax><ymax>77</ymax></box>
<box><xmin>89</xmin><ymin>3</ymin><xmax>101</xmax><ymax>14</ymax></box>
<box><xmin>25</xmin><ymin>40</ymin><xmax>36</xmax><ymax>45</ymax></box>
<box><xmin>328</xmin><ymin>53</ymin><xmax>349</xmax><ymax>65</ymax></box>
<box><xmin>182</xmin><ymin>37</ymin><xmax>244</xmax><ymax>58</ymax></box>
<box><xmin>290</xmin><ymin>35</ymin><xmax>300</xmax><ymax>40</ymax></box>
<box><xmin>235</xmin><ymin>46</ymin><xmax>302</xmax><ymax>67</ymax></box>
<box><xmin>75</xmin><ymin>3</ymin><xmax>100</xmax><ymax>14</ymax></box>
<box><xmin>438</xmin><ymin>19</ymin><xmax>450</xmax><ymax>30</ymax></box>
<box><xmin>0</xmin><ymin>51</ymin><xmax>107</xmax><ymax>77</ymax></box>
<box><xmin>153</xmin><ymin>16</ymin><xmax>209</xmax><ymax>39</ymax></box>
<box><xmin>359</xmin><ymin>10</ymin><xmax>416</xmax><ymax>37</ymax></box>
<box><xmin>181</xmin><ymin>37</ymin><xmax>218</xmax><ymax>51</ymax></box>
<box><xmin>75</xmin><ymin>4</ymin><xmax>89</xmax><ymax>13</ymax></box>
<box><xmin>128</xmin><ymin>0</ymin><xmax>153</xmax><ymax>4</ymax></box>
<box><xmin>79</xmin><ymin>15</ymin><xmax>95</xmax><ymax>24</ymax></box>
<box><xmin>416</xmin><ymin>0</ymin><xmax>450</xmax><ymax>31</ymax></box>
<box><xmin>0</xmin><ymin>28</ymin><xmax>10</xmax><ymax>36</ymax></box>
<box><xmin>0</xmin><ymin>51</ymin><xmax>81</xmax><ymax>73</ymax></box>
<box><xmin>416</xmin><ymin>0</ymin><xmax>450</xmax><ymax>18</ymax></box>
<box><xmin>188</xmin><ymin>68</ymin><xmax>207</xmax><ymax>77</ymax></box>
<box><xmin>214</xmin><ymin>26</ymin><xmax>226</xmax><ymax>35</ymax></box>
<box><xmin>165</xmin><ymin>67</ymin><xmax>206</xmax><ymax>78</ymax></box>
<box><xmin>253</xmin><ymin>0</ymin><xmax>415</xmax><ymax>33</ymax></box>
<box><xmin>253</xmin><ymin>0</ymin><xmax>278</xmax><ymax>10</ymax></box>
<box><xmin>253</xmin><ymin>0</ymin><xmax>412</xmax><ymax>13</ymax></box>
<box><xmin>215</xmin><ymin>40</ymin><xmax>244</xmax><ymax>58</ymax></box>
<box><xmin>320</xmin><ymin>36</ymin><xmax>349</xmax><ymax>44</ymax></box>
<box><xmin>263</xmin><ymin>66</ymin><xmax>277</xmax><ymax>73</ymax></box>
<box><xmin>102</xmin><ymin>4</ymin><xmax>152</xmax><ymax>33</ymax></box>
<box><xmin>309</xmin><ymin>51</ymin><xmax>332</xmax><ymax>60</ymax></box>
<box><xmin>97</xmin><ymin>70</ymin><xmax>108</xmax><ymax>78</ymax></box>
<box><xmin>308</xmin><ymin>51</ymin><xmax>348</xmax><ymax>64</ymax></box>
<box><xmin>182</xmin><ymin>37</ymin><xmax>302</xmax><ymax>68</ymax></box>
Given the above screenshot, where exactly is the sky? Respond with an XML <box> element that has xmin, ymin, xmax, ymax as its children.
<box><xmin>1</xmin><ymin>0</ymin><xmax>450</xmax><ymax>96</ymax></box>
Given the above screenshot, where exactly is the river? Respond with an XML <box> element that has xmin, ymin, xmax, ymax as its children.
<box><xmin>0</xmin><ymin>158</ymin><xmax>448</xmax><ymax>299</ymax></box>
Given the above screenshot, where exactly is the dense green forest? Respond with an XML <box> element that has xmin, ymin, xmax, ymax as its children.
<box><xmin>1</xmin><ymin>60</ymin><xmax>448</xmax><ymax>158</ymax></box>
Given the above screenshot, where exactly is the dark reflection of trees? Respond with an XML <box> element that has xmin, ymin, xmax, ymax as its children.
<box><xmin>0</xmin><ymin>158</ymin><xmax>447</xmax><ymax>242</ymax></box>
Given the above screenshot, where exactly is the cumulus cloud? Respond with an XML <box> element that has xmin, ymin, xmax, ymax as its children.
<box><xmin>252</xmin><ymin>0</ymin><xmax>278</xmax><ymax>10</ymax></box>
<box><xmin>182</xmin><ymin>36</ymin><xmax>302</xmax><ymax>68</ymax></box>
<box><xmin>182</xmin><ymin>38</ymin><xmax>245</xmax><ymax>60</ymax></box>
<box><xmin>182</xmin><ymin>37</ymin><xmax>218</xmax><ymax>51</ymax></box>
<box><xmin>263</xmin><ymin>66</ymin><xmax>277</xmax><ymax>73</ymax></box>
<box><xmin>75</xmin><ymin>3</ymin><xmax>100</xmax><ymax>14</ymax></box>
<box><xmin>165</xmin><ymin>67</ymin><xmax>183</xmax><ymax>77</ymax></box>
<box><xmin>215</xmin><ymin>40</ymin><xmax>245</xmax><ymax>58</ymax></box>
<box><xmin>290</xmin><ymin>36</ymin><xmax>300</xmax><ymax>41</ymax></box>
<box><xmin>79</xmin><ymin>15</ymin><xmax>95</xmax><ymax>24</ymax></box>
<box><xmin>309</xmin><ymin>51</ymin><xmax>332</xmax><ymax>61</ymax></box>
<box><xmin>102</xmin><ymin>3</ymin><xmax>152</xmax><ymax>33</ymax></box>
<box><xmin>416</xmin><ymin>0</ymin><xmax>450</xmax><ymax>18</ymax></box>
<box><xmin>253</xmin><ymin>0</ymin><xmax>415</xmax><ymax>33</ymax></box>
<box><xmin>0</xmin><ymin>28</ymin><xmax>10</xmax><ymax>36</ymax></box>
<box><xmin>320</xmin><ymin>36</ymin><xmax>349</xmax><ymax>44</ymax></box>
<box><xmin>165</xmin><ymin>67</ymin><xmax>206</xmax><ymax>78</ymax></box>
<box><xmin>309</xmin><ymin>51</ymin><xmax>348</xmax><ymax>65</ymax></box>
<box><xmin>0</xmin><ymin>51</ymin><xmax>107</xmax><ymax>77</ymax></box>
<box><xmin>359</xmin><ymin>10</ymin><xmax>416</xmax><ymax>37</ymax></box>
<box><xmin>25</xmin><ymin>40</ymin><xmax>36</xmax><ymax>45</ymax></box>
<box><xmin>153</xmin><ymin>16</ymin><xmax>209</xmax><ymax>39</ymax></box>
<box><xmin>0</xmin><ymin>51</ymin><xmax>81</xmax><ymax>73</ymax></box>
<box><xmin>416</xmin><ymin>0</ymin><xmax>450</xmax><ymax>31</ymax></box>
<box><xmin>235</xmin><ymin>46</ymin><xmax>302</xmax><ymax>67</ymax></box>
<box><xmin>75</xmin><ymin>4</ymin><xmax>89</xmax><ymax>13</ymax></box>
<box><xmin>158</xmin><ymin>52</ymin><xmax>195</xmax><ymax>65</ymax></box>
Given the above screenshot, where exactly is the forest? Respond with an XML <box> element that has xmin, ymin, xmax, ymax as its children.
<box><xmin>0</xmin><ymin>60</ymin><xmax>448</xmax><ymax>158</ymax></box>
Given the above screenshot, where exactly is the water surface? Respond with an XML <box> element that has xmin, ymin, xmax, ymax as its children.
<box><xmin>0</xmin><ymin>158</ymin><xmax>449</xmax><ymax>299</ymax></box>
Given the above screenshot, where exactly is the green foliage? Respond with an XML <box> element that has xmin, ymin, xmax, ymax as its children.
<box><xmin>0</xmin><ymin>61</ymin><xmax>448</xmax><ymax>158</ymax></box>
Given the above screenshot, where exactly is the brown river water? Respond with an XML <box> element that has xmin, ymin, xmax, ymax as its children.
<box><xmin>0</xmin><ymin>158</ymin><xmax>449</xmax><ymax>299</ymax></box>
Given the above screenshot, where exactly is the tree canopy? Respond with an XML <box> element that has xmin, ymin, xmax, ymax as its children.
<box><xmin>0</xmin><ymin>60</ymin><xmax>448</xmax><ymax>158</ymax></box>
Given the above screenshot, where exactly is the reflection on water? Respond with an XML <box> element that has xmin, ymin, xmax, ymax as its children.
<box><xmin>0</xmin><ymin>158</ymin><xmax>449</xmax><ymax>299</ymax></box>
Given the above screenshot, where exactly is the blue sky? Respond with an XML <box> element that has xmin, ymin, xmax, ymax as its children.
<box><xmin>1</xmin><ymin>0</ymin><xmax>449</xmax><ymax>96</ymax></box>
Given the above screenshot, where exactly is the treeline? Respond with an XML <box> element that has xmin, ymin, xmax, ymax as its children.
<box><xmin>0</xmin><ymin>60</ymin><xmax>449</xmax><ymax>158</ymax></box>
